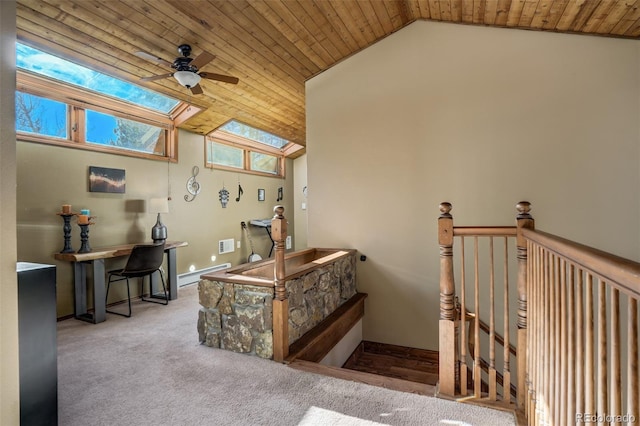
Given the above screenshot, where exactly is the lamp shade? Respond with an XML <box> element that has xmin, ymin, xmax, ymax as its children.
<box><xmin>173</xmin><ymin>70</ymin><xmax>201</xmax><ymax>88</ymax></box>
<box><xmin>149</xmin><ymin>197</ymin><xmax>169</xmax><ymax>214</ymax></box>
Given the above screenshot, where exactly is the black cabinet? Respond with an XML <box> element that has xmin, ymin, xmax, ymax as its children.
<box><xmin>17</xmin><ymin>262</ymin><xmax>58</xmax><ymax>426</ymax></box>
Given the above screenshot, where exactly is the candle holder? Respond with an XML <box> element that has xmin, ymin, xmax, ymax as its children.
<box><xmin>56</xmin><ymin>212</ymin><xmax>76</xmax><ymax>253</ymax></box>
<box><xmin>77</xmin><ymin>217</ymin><xmax>95</xmax><ymax>253</ymax></box>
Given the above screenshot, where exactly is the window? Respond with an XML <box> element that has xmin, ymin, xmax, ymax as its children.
<box><xmin>15</xmin><ymin>43</ymin><xmax>190</xmax><ymax>161</ymax></box>
<box><xmin>250</xmin><ymin>152</ymin><xmax>279</xmax><ymax>175</ymax></box>
<box><xmin>17</xmin><ymin>43</ymin><xmax>179</xmax><ymax>114</ymax></box>
<box><xmin>219</xmin><ymin>120</ymin><xmax>289</xmax><ymax>149</ymax></box>
<box><xmin>206</xmin><ymin>120</ymin><xmax>291</xmax><ymax>178</ymax></box>
<box><xmin>85</xmin><ymin>110</ymin><xmax>166</xmax><ymax>156</ymax></box>
<box><xmin>16</xmin><ymin>92</ymin><xmax>68</xmax><ymax>139</ymax></box>
<box><xmin>207</xmin><ymin>141</ymin><xmax>244</xmax><ymax>169</ymax></box>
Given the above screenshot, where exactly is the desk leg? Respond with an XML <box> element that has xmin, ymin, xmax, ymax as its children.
<box><xmin>167</xmin><ymin>248</ymin><xmax>178</xmax><ymax>300</ymax></box>
<box><xmin>92</xmin><ymin>259</ymin><xmax>106</xmax><ymax>323</ymax></box>
<box><xmin>74</xmin><ymin>262</ymin><xmax>88</xmax><ymax>319</ymax></box>
<box><xmin>149</xmin><ymin>248</ymin><xmax>178</xmax><ymax>300</ymax></box>
<box><xmin>74</xmin><ymin>260</ymin><xmax>105</xmax><ymax>324</ymax></box>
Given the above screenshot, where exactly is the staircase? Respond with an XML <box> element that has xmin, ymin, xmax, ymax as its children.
<box><xmin>342</xmin><ymin>341</ymin><xmax>439</xmax><ymax>386</ymax></box>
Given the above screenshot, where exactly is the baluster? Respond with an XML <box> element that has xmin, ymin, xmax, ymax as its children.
<box><xmin>272</xmin><ymin>205</ymin><xmax>288</xmax><ymax>362</ymax></box>
<box><xmin>559</xmin><ymin>259</ymin><xmax>568</xmax><ymax>426</ymax></box>
<box><xmin>549</xmin><ymin>253</ymin><xmax>557</xmax><ymax>425</ymax></box>
<box><xmin>460</xmin><ymin>237</ymin><xmax>468</xmax><ymax>396</ymax></box>
<box><xmin>544</xmin><ymin>249</ymin><xmax>551</xmax><ymax>425</ymax></box>
<box><xmin>489</xmin><ymin>236</ymin><xmax>497</xmax><ymax>401</ymax></box>
<box><xmin>526</xmin><ymin>241</ymin><xmax>541</xmax><ymax>424</ymax></box>
<box><xmin>438</xmin><ymin>202</ymin><xmax>457</xmax><ymax>396</ymax></box>
<box><xmin>575</xmin><ymin>268</ymin><xmax>585</xmax><ymax>420</ymax></box>
<box><xmin>597</xmin><ymin>279</ymin><xmax>608</xmax><ymax>425</ymax></box>
<box><xmin>567</xmin><ymin>264</ymin><xmax>576</xmax><ymax>426</ymax></box>
<box><xmin>473</xmin><ymin>236</ymin><xmax>481</xmax><ymax>398</ymax></box>
<box><xmin>628</xmin><ymin>298</ymin><xmax>639</xmax><ymax>424</ymax></box>
<box><xmin>535</xmin><ymin>244</ymin><xmax>544</xmax><ymax>425</ymax></box>
<box><xmin>610</xmin><ymin>288</ymin><xmax>621</xmax><ymax>421</ymax></box>
<box><xmin>516</xmin><ymin>201</ymin><xmax>533</xmax><ymax>409</ymax></box>
<box><xmin>585</xmin><ymin>274</ymin><xmax>596</xmax><ymax>418</ymax></box>
<box><xmin>503</xmin><ymin>236</ymin><xmax>510</xmax><ymax>403</ymax></box>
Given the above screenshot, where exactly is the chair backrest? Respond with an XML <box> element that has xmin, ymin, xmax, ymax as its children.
<box><xmin>121</xmin><ymin>243</ymin><xmax>166</xmax><ymax>277</ymax></box>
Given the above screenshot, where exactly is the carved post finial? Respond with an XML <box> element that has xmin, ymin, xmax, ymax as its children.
<box><xmin>273</xmin><ymin>205</ymin><xmax>284</xmax><ymax>219</ymax></box>
<box><xmin>439</xmin><ymin>202</ymin><xmax>452</xmax><ymax>218</ymax></box>
<box><xmin>516</xmin><ymin>201</ymin><xmax>532</xmax><ymax>219</ymax></box>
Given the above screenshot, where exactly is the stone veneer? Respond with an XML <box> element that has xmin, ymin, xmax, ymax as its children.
<box><xmin>197</xmin><ymin>252</ymin><xmax>357</xmax><ymax>359</ymax></box>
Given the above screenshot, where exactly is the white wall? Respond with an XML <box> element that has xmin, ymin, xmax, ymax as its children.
<box><xmin>0</xmin><ymin>1</ymin><xmax>19</xmax><ymax>423</ymax></box>
<box><xmin>306</xmin><ymin>21</ymin><xmax>640</xmax><ymax>350</ymax></box>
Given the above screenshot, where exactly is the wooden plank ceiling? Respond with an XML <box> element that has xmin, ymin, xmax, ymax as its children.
<box><xmin>16</xmin><ymin>0</ymin><xmax>640</xmax><ymax>151</ymax></box>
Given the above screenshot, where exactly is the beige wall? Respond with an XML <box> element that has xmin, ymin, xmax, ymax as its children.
<box><xmin>293</xmin><ymin>154</ymin><xmax>308</xmax><ymax>250</ymax></box>
<box><xmin>306</xmin><ymin>21</ymin><xmax>640</xmax><ymax>350</ymax></box>
<box><xmin>1</xmin><ymin>1</ymin><xmax>19</xmax><ymax>423</ymax></box>
<box><xmin>17</xmin><ymin>130</ymin><xmax>294</xmax><ymax>318</ymax></box>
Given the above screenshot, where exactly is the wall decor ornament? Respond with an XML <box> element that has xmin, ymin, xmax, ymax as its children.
<box><xmin>184</xmin><ymin>166</ymin><xmax>201</xmax><ymax>202</ymax></box>
<box><xmin>57</xmin><ymin>206</ymin><xmax>76</xmax><ymax>253</ymax></box>
<box><xmin>89</xmin><ymin>166</ymin><xmax>125</xmax><ymax>193</ymax></box>
<box><xmin>235</xmin><ymin>177</ymin><xmax>243</xmax><ymax>202</ymax></box>
<box><xmin>219</xmin><ymin>186</ymin><xmax>230</xmax><ymax>208</ymax></box>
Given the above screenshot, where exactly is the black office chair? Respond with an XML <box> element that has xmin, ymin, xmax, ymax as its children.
<box><xmin>106</xmin><ymin>242</ymin><xmax>168</xmax><ymax>317</ymax></box>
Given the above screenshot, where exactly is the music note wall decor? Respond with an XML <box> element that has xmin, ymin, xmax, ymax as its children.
<box><xmin>184</xmin><ymin>166</ymin><xmax>201</xmax><ymax>202</ymax></box>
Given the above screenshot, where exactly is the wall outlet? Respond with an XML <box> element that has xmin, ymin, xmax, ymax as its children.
<box><xmin>286</xmin><ymin>235</ymin><xmax>292</xmax><ymax>249</ymax></box>
<box><xmin>237</xmin><ymin>240</ymin><xmax>241</xmax><ymax>249</ymax></box>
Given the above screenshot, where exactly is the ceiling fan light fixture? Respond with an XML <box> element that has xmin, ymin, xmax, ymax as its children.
<box><xmin>174</xmin><ymin>70</ymin><xmax>201</xmax><ymax>88</ymax></box>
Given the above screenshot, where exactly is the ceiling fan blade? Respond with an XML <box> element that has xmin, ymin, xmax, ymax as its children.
<box><xmin>135</xmin><ymin>51</ymin><xmax>173</xmax><ymax>68</ymax></box>
<box><xmin>190</xmin><ymin>51</ymin><xmax>215</xmax><ymax>69</ymax></box>
<box><xmin>140</xmin><ymin>73</ymin><xmax>174</xmax><ymax>82</ymax></box>
<box><xmin>190</xmin><ymin>84</ymin><xmax>204</xmax><ymax>95</ymax></box>
<box><xmin>199</xmin><ymin>72</ymin><xmax>239</xmax><ymax>85</ymax></box>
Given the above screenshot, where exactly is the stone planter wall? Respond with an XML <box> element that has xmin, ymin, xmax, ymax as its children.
<box><xmin>286</xmin><ymin>252</ymin><xmax>357</xmax><ymax>342</ymax></box>
<box><xmin>198</xmin><ymin>282</ymin><xmax>274</xmax><ymax>358</ymax></box>
<box><xmin>198</xmin><ymin>251</ymin><xmax>357</xmax><ymax>359</ymax></box>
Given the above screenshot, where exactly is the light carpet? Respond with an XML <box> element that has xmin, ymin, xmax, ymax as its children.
<box><xmin>57</xmin><ymin>284</ymin><xmax>516</xmax><ymax>426</ymax></box>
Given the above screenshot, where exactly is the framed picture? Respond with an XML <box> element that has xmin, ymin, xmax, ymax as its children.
<box><xmin>89</xmin><ymin>166</ymin><xmax>126</xmax><ymax>193</ymax></box>
<box><xmin>258</xmin><ymin>188</ymin><xmax>265</xmax><ymax>201</ymax></box>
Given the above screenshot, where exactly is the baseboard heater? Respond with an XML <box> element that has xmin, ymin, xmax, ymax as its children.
<box><xmin>177</xmin><ymin>263</ymin><xmax>231</xmax><ymax>288</ymax></box>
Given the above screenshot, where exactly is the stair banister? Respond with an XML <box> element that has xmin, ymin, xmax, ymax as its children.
<box><xmin>516</xmin><ymin>201</ymin><xmax>534</xmax><ymax>410</ymax></box>
<box><xmin>272</xmin><ymin>205</ymin><xmax>289</xmax><ymax>362</ymax></box>
<box><xmin>438</xmin><ymin>202</ymin><xmax>457</xmax><ymax>396</ymax></box>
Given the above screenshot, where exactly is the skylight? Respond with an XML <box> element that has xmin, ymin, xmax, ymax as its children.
<box><xmin>219</xmin><ymin>120</ymin><xmax>289</xmax><ymax>149</ymax></box>
<box><xmin>16</xmin><ymin>43</ymin><xmax>180</xmax><ymax>114</ymax></box>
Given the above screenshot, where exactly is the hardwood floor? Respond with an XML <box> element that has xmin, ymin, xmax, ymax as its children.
<box><xmin>342</xmin><ymin>341</ymin><xmax>439</xmax><ymax>386</ymax></box>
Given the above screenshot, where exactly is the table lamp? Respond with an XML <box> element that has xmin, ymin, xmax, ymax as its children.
<box><xmin>149</xmin><ymin>197</ymin><xmax>169</xmax><ymax>243</ymax></box>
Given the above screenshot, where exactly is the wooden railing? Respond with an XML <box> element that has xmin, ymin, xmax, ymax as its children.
<box><xmin>524</xmin><ymin>229</ymin><xmax>639</xmax><ymax>425</ymax></box>
<box><xmin>438</xmin><ymin>201</ymin><xmax>640</xmax><ymax>425</ymax></box>
<box><xmin>438</xmin><ymin>202</ymin><xmax>529</xmax><ymax>405</ymax></box>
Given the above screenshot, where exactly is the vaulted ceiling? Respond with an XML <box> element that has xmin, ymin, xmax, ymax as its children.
<box><xmin>16</xmin><ymin>1</ymin><xmax>640</xmax><ymax>152</ymax></box>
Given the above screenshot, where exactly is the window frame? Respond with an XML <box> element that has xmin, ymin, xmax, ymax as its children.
<box><xmin>205</xmin><ymin>130</ymin><xmax>286</xmax><ymax>178</ymax></box>
<box><xmin>16</xmin><ymin>70</ymin><xmax>182</xmax><ymax>162</ymax></box>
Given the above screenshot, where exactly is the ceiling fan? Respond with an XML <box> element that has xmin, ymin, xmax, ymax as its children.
<box><xmin>136</xmin><ymin>44</ymin><xmax>239</xmax><ymax>95</ymax></box>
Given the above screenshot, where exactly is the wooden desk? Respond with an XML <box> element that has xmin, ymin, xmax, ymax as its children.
<box><xmin>54</xmin><ymin>241</ymin><xmax>188</xmax><ymax>323</ymax></box>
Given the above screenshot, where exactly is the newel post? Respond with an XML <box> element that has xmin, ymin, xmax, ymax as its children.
<box><xmin>272</xmin><ymin>205</ymin><xmax>289</xmax><ymax>362</ymax></box>
<box><xmin>439</xmin><ymin>202</ymin><xmax>457</xmax><ymax>396</ymax></box>
<box><xmin>516</xmin><ymin>201</ymin><xmax>534</xmax><ymax>409</ymax></box>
